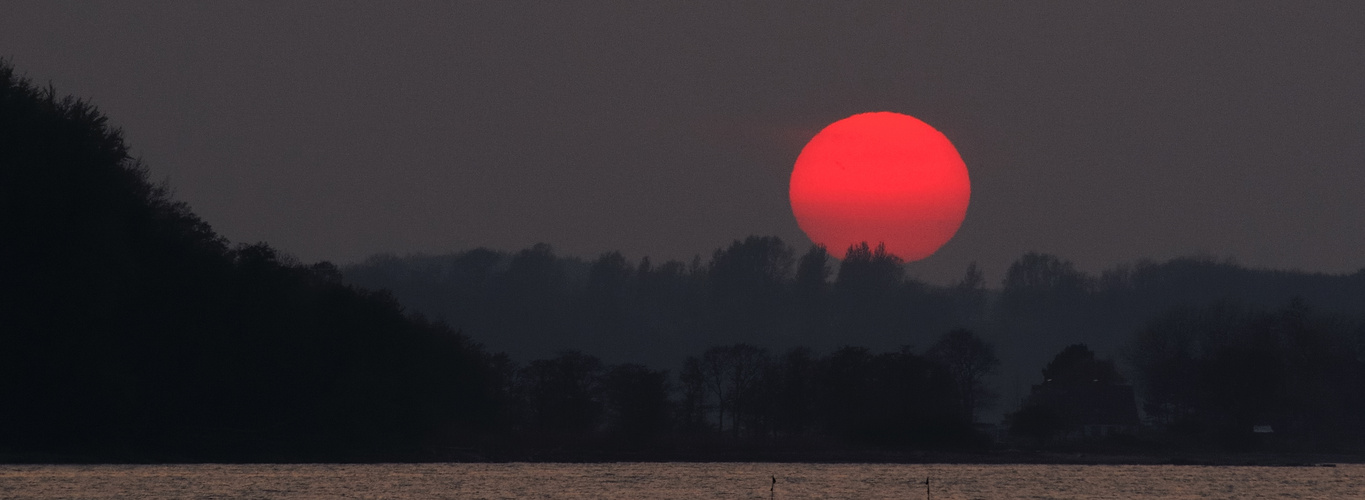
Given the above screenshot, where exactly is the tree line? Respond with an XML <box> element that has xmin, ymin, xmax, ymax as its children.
<box><xmin>485</xmin><ymin>329</ymin><xmax>998</xmax><ymax>456</ymax></box>
<box><xmin>1128</xmin><ymin>299</ymin><xmax>1365</xmax><ymax>450</ymax></box>
<box><xmin>346</xmin><ymin>235</ymin><xmax>1365</xmax><ymax>426</ymax></box>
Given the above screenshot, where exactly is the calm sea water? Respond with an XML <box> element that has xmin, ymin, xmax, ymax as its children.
<box><xmin>1</xmin><ymin>462</ymin><xmax>1361</xmax><ymax>499</ymax></box>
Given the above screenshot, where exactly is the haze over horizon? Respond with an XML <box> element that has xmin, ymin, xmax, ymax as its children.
<box><xmin>4</xmin><ymin>1</ymin><xmax>1364</xmax><ymax>284</ymax></box>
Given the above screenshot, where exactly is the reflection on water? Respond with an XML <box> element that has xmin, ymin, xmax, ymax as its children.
<box><xmin>1</xmin><ymin>462</ymin><xmax>1362</xmax><ymax>499</ymax></box>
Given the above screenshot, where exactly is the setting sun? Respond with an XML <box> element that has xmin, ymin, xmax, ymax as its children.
<box><xmin>789</xmin><ymin>112</ymin><xmax>970</xmax><ymax>261</ymax></box>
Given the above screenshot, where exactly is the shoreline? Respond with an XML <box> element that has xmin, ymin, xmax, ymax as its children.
<box><xmin>4</xmin><ymin>449</ymin><xmax>1360</xmax><ymax>467</ymax></box>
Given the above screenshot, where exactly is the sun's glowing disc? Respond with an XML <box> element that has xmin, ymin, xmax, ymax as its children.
<box><xmin>789</xmin><ymin>112</ymin><xmax>970</xmax><ymax>261</ymax></box>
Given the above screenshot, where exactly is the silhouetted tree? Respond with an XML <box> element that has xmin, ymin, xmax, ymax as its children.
<box><xmin>519</xmin><ymin>351</ymin><xmax>604</xmax><ymax>437</ymax></box>
<box><xmin>586</xmin><ymin>251</ymin><xmax>634</xmax><ymax>347</ymax></box>
<box><xmin>793</xmin><ymin>244</ymin><xmax>832</xmax><ymax>346</ymax></box>
<box><xmin>833</xmin><ymin>243</ymin><xmax>908</xmax><ymax>344</ymax></box>
<box><xmin>769</xmin><ymin>347</ymin><xmax>818</xmax><ymax>438</ymax></box>
<box><xmin>815</xmin><ymin>346</ymin><xmax>877</xmax><ymax>440</ymax></box>
<box><xmin>836</xmin><ymin>242</ymin><xmax>904</xmax><ymax>293</ymax></box>
<box><xmin>1002</xmin><ymin>253</ymin><xmax>1091</xmax><ymax>298</ymax></box>
<box><xmin>955</xmin><ymin>261</ymin><xmax>988</xmax><ymax>320</ymax></box>
<box><xmin>698</xmin><ymin>343</ymin><xmax>770</xmax><ymax>437</ymax></box>
<box><xmin>927</xmin><ymin>329</ymin><xmax>1000</xmax><ymax>422</ymax></box>
<box><xmin>676</xmin><ymin>356</ymin><xmax>711</xmax><ymax>433</ymax></box>
<box><xmin>706</xmin><ymin>237</ymin><xmax>793</xmax><ymax>344</ymax></box>
<box><xmin>998</xmin><ymin>253</ymin><xmax>1093</xmax><ymax>327</ymax></box>
<box><xmin>588</xmin><ymin>251</ymin><xmax>632</xmax><ymax>314</ymax></box>
<box><xmin>813</xmin><ymin>345</ymin><xmax>969</xmax><ymax>447</ymax></box>
<box><xmin>602</xmin><ymin>363</ymin><xmax>672</xmax><ymax>446</ymax></box>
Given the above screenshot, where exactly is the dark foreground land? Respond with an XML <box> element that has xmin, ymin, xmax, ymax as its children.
<box><xmin>4</xmin><ymin>438</ymin><xmax>1362</xmax><ymax>467</ymax></box>
<box><xmin>1</xmin><ymin>449</ymin><xmax>1357</xmax><ymax>467</ymax></box>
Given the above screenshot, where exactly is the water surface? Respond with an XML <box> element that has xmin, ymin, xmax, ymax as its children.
<box><xmin>2</xmin><ymin>462</ymin><xmax>1361</xmax><ymax>499</ymax></box>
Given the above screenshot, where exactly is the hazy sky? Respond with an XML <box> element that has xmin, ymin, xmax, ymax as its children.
<box><xmin>5</xmin><ymin>1</ymin><xmax>1364</xmax><ymax>284</ymax></box>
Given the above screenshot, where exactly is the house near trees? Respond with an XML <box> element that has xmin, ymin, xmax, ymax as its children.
<box><xmin>1024</xmin><ymin>382</ymin><xmax>1140</xmax><ymax>439</ymax></box>
<box><xmin>1009</xmin><ymin>344</ymin><xmax>1140</xmax><ymax>441</ymax></box>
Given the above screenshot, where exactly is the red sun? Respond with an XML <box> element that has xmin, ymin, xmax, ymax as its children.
<box><xmin>789</xmin><ymin>112</ymin><xmax>970</xmax><ymax>262</ymax></box>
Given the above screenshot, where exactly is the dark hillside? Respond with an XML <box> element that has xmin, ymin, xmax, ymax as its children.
<box><xmin>0</xmin><ymin>62</ymin><xmax>496</xmax><ymax>462</ymax></box>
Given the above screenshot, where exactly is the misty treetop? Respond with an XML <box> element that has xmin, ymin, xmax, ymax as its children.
<box><xmin>345</xmin><ymin>239</ymin><xmax>985</xmax><ymax>369</ymax></box>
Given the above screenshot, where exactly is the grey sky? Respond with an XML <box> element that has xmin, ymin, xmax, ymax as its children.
<box><xmin>4</xmin><ymin>1</ymin><xmax>1363</xmax><ymax>284</ymax></box>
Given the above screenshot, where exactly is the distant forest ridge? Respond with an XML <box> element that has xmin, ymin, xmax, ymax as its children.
<box><xmin>353</xmin><ymin>244</ymin><xmax>1365</xmax><ymax>295</ymax></box>
<box><xmin>342</xmin><ymin>242</ymin><xmax>1365</xmax><ymax>372</ymax></box>
<box><xmin>342</xmin><ymin>240</ymin><xmax>1365</xmax><ymax>451</ymax></box>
